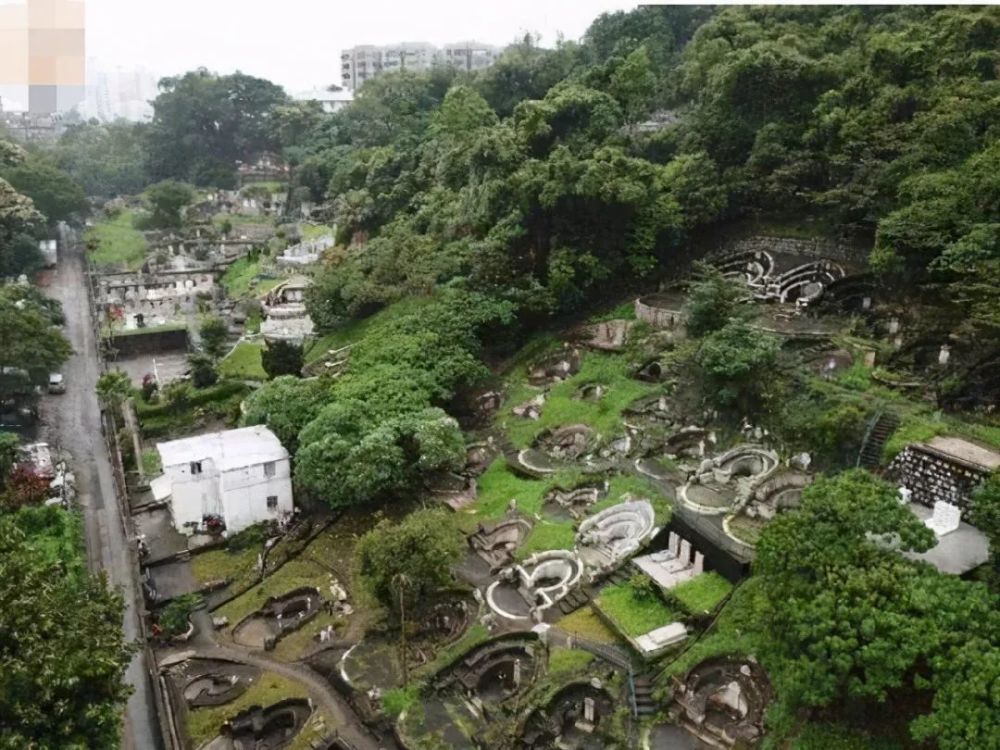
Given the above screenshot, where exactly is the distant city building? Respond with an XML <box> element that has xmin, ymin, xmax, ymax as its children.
<box><xmin>291</xmin><ymin>84</ymin><xmax>354</xmax><ymax>114</ymax></box>
<box><xmin>76</xmin><ymin>59</ymin><xmax>159</xmax><ymax>122</ymax></box>
<box><xmin>341</xmin><ymin>41</ymin><xmax>502</xmax><ymax>90</ymax></box>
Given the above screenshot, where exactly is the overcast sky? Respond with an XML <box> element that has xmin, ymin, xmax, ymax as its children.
<box><xmin>85</xmin><ymin>0</ymin><xmax>639</xmax><ymax>91</ymax></box>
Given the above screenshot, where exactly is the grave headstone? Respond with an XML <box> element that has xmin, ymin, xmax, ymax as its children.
<box><xmin>679</xmin><ymin>539</ymin><xmax>692</xmax><ymax>565</ymax></box>
<box><xmin>925</xmin><ymin>500</ymin><xmax>961</xmax><ymax>537</ymax></box>
<box><xmin>668</xmin><ymin>531</ymin><xmax>680</xmax><ymax>557</ymax></box>
<box><xmin>693</xmin><ymin>552</ymin><xmax>704</xmax><ymax>575</ymax></box>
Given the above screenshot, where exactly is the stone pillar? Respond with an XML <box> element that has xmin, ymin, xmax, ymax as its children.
<box><xmin>693</xmin><ymin>552</ymin><xmax>704</xmax><ymax>575</ymax></box>
<box><xmin>668</xmin><ymin>532</ymin><xmax>680</xmax><ymax>557</ymax></box>
<box><xmin>679</xmin><ymin>539</ymin><xmax>692</xmax><ymax>565</ymax></box>
<box><xmin>512</xmin><ymin>659</ymin><xmax>522</xmax><ymax>689</ymax></box>
<box><xmin>584</xmin><ymin>697</ymin><xmax>595</xmax><ymax>723</ymax></box>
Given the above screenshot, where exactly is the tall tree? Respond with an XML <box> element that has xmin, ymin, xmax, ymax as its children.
<box><xmin>0</xmin><ymin>288</ymin><xmax>72</xmax><ymax>398</ymax></box>
<box><xmin>145</xmin><ymin>70</ymin><xmax>289</xmax><ymax>186</ymax></box>
<box><xmin>0</xmin><ymin>522</ymin><xmax>134</xmax><ymax>749</ymax></box>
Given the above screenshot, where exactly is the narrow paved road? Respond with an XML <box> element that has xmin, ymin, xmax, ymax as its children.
<box><xmin>189</xmin><ymin>640</ymin><xmax>382</xmax><ymax>750</ymax></box>
<box><xmin>41</xmin><ymin>231</ymin><xmax>162</xmax><ymax>750</ymax></box>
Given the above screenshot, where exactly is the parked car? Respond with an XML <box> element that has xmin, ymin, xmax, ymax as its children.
<box><xmin>48</xmin><ymin>373</ymin><xmax>66</xmax><ymax>395</ymax></box>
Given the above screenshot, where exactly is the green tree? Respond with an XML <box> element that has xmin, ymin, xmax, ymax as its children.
<box><xmin>54</xmin><ymin>120</ymin><xmax>150</xmax><ymax>197</ymax></box>
<box><xmin>355</xmin><ymin>509</ymin><xmax>463</xmax><ymax>613</ymax></box>
<box><xmin>240</xmin><ymin>376</ymin><xmax>330</xmax><ymax>453</ymax></box>
<box><xmin>609</xmin><ymin>45</ymin><xmax>657</xmax><ymax>123</ymax></box>
<box><xmin>971</xmin><ymin>474</ymin><xmax>1000</xmax><ymax>568</ymax></box>
<box><xmin>753</xmin><ymin>470</ymin><xmax>1000</xmax><ymax>749</ymax></box>
<box><xmin>0</xmin><ymin>288</ymin><xmax>72</xmax><ymax>398</ymax></box>
<box><xmin>199</xmin><ymin>316</ymin><xmax>229</xmax><ymax>360</ymax></box>
<box><xmin>187</xmin><ymin>352</ymin><xmax>218</xmax><ymax>388</ymax></box>
<box><xmin>1</xmin><ymin>156</ymin><xmax>88</xmax><ymax>224</ymax></box>
<box><xmin>95</xmin><ymin>369</ymin><xmax>132</xmax><ymax>410</ymax></box>
<box><xmin>295</xmin><ymin>402</ymin><xmax>463</xmax><ymax>510</ymax></box>
<box><xmin>0</xmin><ymin>522</ymin><xmax>134</xmax><ymax>749</ymax></box>
<box><xmin>684</xmin><ymin>262</ymin><xmax>749</xmax><ymax>337</ymax></box>
<box><xmin>0</xmin><ymin>178</ymin><xmax>44</xmax><ymax>276</ymax></box>
<box><xmin>695</xmin><ymin>319</ymin><xmax>780</xmax><ymax>409</ymax></box>
<box><xmin>145</xmin><ymin>180</ymin><xmax>194</xmax><ymax>229</ymax></box>
<box><xmin>0</xmin><ymin>432</ymin><xmax>19</xmax><ymax>488</ymax></box>
<box><xmin>260</xmin><ymin>340</ymin><xmax>304</xmax><ymax>379</ymax></box>
<box><xmin>146</xmin><ymin>70</ymin><xmax>289</xmax><ymax>186</ymax></box>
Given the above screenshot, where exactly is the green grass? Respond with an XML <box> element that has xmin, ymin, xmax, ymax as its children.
<box><xmin>222</xmin><ymin>254</ymin><xmax>280</xmax><ymax>298</ymax></box>
<box><xmin>300</xmin><ymin>223</ymin><xmax>336</xmax><ymax>241</ymax></box>
<box><xmin>7</xmin><ymin>506</ymin><xmax>85</xmax><ymax>575</ymax></box>
<box><xmin>547</xmin><ymin>647</ymin><xmax>594</xmax><ymax>676</ymax></box>
<box><xmin>303</xmin><ymin>297</ymin><xmax>435</xmax><ymax>364</ymax></box>
<box><xmin>415</xmin><ymin>624</ymin><xmax>490</xmax><ymax>679</ymax></box>
<box><xmin>191</xmin><ymin>545</ymin><xmax>261</xmax><ymax>587</ymax></box>
<box><xmin>517</xmin><ymin>521</ymin><xmax>578</xmax><ymax>559</ymax></box>
<box><xmin>595</xmin><ymin>576</ymin><xmax>682</xmax><ymax>638</ymax></box>
<box><xmin>499</xmin><ymin>351</ymin><xmax>658</xmax><ymax>449</ymax></box>
<box><xmin>86</xmin><ymin>210</ymin><xmax>148</xmax><ymax>270</ymax></box>
<box><xmin>219</xmin><ymin>341</ymin><xmax>267</xmax><ymax>381</ymax></box>
<box><xmin>557</xmin><ymin>606</ymin><xmax>620</xmax><ymax>644</ymax></box>
<box><xmin>670</xmin><ymin>572</ymin><xmax>733</xmax><ymax>615</ymax></box>
<box><xmin>185</xmin><ymin>672</ymin><xmax>311</xmax><ymax>748</ymax></box>
<box><xmin>383</xmin><ymin>684</ymin><xmax>421</xmax><ymax>718</ymax></box>
<box><xmin>106</xmin><ymin>322</ymin><xmax>188</xmax><ymax>338</ymax></box>
<box><xmin>140</xmin><ymin>449</ymin><xmax>162</xmax><ymax>476</ymax></box>
<box><xmin>884</xmin><ymin>410</ymin><xmax>1000</xmax><ymax>461</ymax></box>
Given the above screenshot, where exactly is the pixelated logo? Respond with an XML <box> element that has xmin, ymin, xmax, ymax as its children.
<box><xmin>0</xmin><ymin>0</ymin><xmax>85</xmax><ymax>114</ymax></box>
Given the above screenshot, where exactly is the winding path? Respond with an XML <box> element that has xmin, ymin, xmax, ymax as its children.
<box><xmin>184</xmin><ymin>610</ymin><xmax>383</xmax><ymax>749</ymax></box>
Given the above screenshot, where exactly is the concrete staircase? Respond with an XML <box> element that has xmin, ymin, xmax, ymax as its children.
<box><xmin>858</xmin><ymin>411</ymin><xmax>900</xmax><ymax>470</ymax></box>
<box><xmin>632</xmin><ymin>672</ymin><xmax>658</xmax><ymax>717</ymax></box>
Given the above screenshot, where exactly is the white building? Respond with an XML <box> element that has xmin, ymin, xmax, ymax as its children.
<box><xmin>341</xmin><ymin>41</ymin><xmax>502</xmax><ymax>90</ymax></box>
<box><xmin>151</xmin><ymin>426</ymin><xmax>293</xmax><ymax>537</ymax></box>
<box><xmin>292</xmin><ymin>85</ymin><xmax>354</xmax><ymax>114</ymax></box>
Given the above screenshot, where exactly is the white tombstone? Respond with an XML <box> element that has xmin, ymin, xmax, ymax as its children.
<box><xmin>512</xmin><ymin>658</ymin><xmax>522</xmax><ymax>688</ymax></box>
<box><xmin>679</xmin><ymin>539</ymin><xmax>692</xmax><ymax>566</ymax></box>
<box><xmin>583</xmin><ymin>696</ymin><xmax>596</xmax><ymax>723</ymax></box>
<box><xmin>925</xmin><ymin>501</ymin><xmax>961</xmax><ymax>537</ymax></box>
<box><xmin>888</xmin><ymin>317</ymin><xmax>900</xmax><ymax>334</ymax></box>
<box><xmin>693</xmin><ymin>552</ymin><xmax>704</xmax><ymax>575</ymax></box>
<box><xmin>668</xmin><ymin>531</ymin><xmax>680</xmax><ymax>557</ymax></box>
<box><xmin>897</xmin><ymin>486</ymin><xmax>913</xmax><ymax>506</ymax></box>
<box><xmin>862</xmin><ymin>296</ymin><xmax>872</xmax><ymax>310</ymax></box>
<box><xmin>938</xmin><ymin>345</ymin><xmax>951</xmax><ymax>366</ymax></box>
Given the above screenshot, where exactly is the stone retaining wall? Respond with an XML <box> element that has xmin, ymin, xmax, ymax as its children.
<box><xmin>887</xmin><ymin>445</ymin><xmax>989</xmax><ymax>519</ymax></box>
<box><xmin>710</xmin><ymin>235</ymin><xmax>865</xmax><ymax>265</ymax></box>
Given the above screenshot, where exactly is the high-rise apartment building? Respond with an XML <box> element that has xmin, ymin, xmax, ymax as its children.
<box><xmin>341</xmin><ymin>41</ymin><xmax>502</xmax><ymax>90</ymax></box>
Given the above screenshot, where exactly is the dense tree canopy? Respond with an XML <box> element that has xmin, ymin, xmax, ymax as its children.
<box><xmin>0</xmin><ymin>520</ymin><xmax>134</xmax><ymax>749</ymax></box>
<box><xmin>754</xmin><ymin>470</ymin><xmax>1000</xmax><ymax>749</ymax></box>
<box><xmin>0</xmin><ymin>286</ymin><xmax>72</xmax><ymax>397</ymax></box>
<box><xmin>355</xmin><ymin>509</ymin><xmax>464</xmax><ymax>612</ymax></box>
<box><xmin>145</xmin><ymin>70</ymin><xmax>289</xmax><ymax>187</ymax></box>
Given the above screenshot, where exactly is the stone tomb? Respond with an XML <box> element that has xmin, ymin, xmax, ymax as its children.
<box><xmin>632</xmin><ymin>531</ymin><xmax>704</xmax><ymax>591</ymax></box>
<box><xmin>888</xmin><ymin>437</ymin><xmax>1000</xmax><ymax>520</ymax></box>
